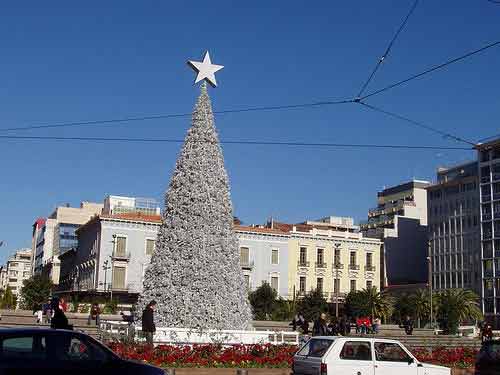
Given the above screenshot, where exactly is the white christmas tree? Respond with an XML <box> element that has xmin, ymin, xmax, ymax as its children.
<box><xmin>137</xmin><ymin>83</ymin><xmax>252</xmax><ymax>330</ymax></box>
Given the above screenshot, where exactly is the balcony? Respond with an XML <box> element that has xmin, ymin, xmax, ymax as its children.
<box><xmin>111</xmin><ymin>251</ymin><xmax>131</xmax><ymax>261</ymax></box>
<box><xmin>297</xmin><ymin>261</ymin><xmax>310</xmax><ymax>268</ymax></box>
<box><xmin>315</xmin><ymin>262</ymin><xmax>327</xmax><ymax>269</ymax></box>
<box><xmin>332</xmin><ymin>263</ymin><xmax>344</xmax><ymax>269</ymax></box>
<box><xmin>349</xmin><ymin>264</ymin><xmax>360</xmax><ymax>270</ymax></box>
<box><xmin>330</xmin><ymin>292</ymin><xmax>347</xmax><ymax>301</ymax></box>
<box><xmin>111</xmin><ymin>283</ymin><xmax>141</xmax><ymax>293</ymax></box>
<box><xmin>241</xmin><ymin>260</ymin><xmax>254</xmax><ymax>269</ymax></box>
<box><xmin>365</xmin><ymin>265</ymin><xmax>376</xmax><ymax>272</ymax></box>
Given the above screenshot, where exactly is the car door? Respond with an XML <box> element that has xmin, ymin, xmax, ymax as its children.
<box><xmin>335</xmin><ymin>340</ymin><xmax>374</xmax><ymax>375</ymax></box>
<box><xmin>373</xmin><ymin>341</ymin><xmax>418</xmax><ymax>375</ymax></box>
<box><xmin>293</xmin><ymin>338</ymin><xmax>334</xmax><ymax>374</ymax></box>
<box><xmin>0</xmin><ymin>333</ymin><xmax>51</xmax><ymax>375</ymax></box>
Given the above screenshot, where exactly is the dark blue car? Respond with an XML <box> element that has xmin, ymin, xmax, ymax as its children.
<box><xmin>0</xmin><ymin>328</ymin><xmax>163</xmax><ymax>375</ymax></box>
<box><xmin>475</xmin><ymin>339</ymin><xmax>500</xmax><ymax>375</ymax></box>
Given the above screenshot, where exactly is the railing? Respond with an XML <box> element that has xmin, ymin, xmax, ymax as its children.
<box><xmin>364</xmin><ymin>265</ymin><xmax>376</xmax><ymax>272</ymax></box>
<box><xmin>349</xmin><ymin>264</ymin><xmax>360</xmax><ymax>270</ymax></box>
<box><xmin>483</xmin><ymin>214</ymin><xmax>492</xmax><ymax>221</ymax></box>
<box><xmin>315</xmin><ymin>262</ymin><xmax>327</xmax><ymax>269</ymax></box>
<box><xmin>297</xmin><ymin>261</ymin><xmax>310</xmax><ymax>267</ymax></box>
<box><xmin>112</xmin><ymin>251</ymin><xmax>131</xmax><ymax>260</ymax></box>
<box><xmin>100</xmin><ymin>321</ymin><xmax>299</xmax><ymax>345</ymax></box>
<box><xmin>332</xmin><ymin>263</ymin><xmax>344</xmax><ymax>269</ymax></box>
<box><xmin>240</xmin><ymin>260</ymin><xmax>254</xmax><ymax>269</ymax></box>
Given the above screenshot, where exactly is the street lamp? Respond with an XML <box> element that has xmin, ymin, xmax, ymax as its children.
<box><xmin>102</xmin><ymin>259</ymin><xmax>111</xmax><ymax>301</ymax></box>
<box><xmin>427</xmin><ymin>240</ymin><xmax>433</xmax><ymax>329</ymax></box>
<box><xmin>334</xmin><ymin>243</ymin><xmax>341</xmax><ymax>318</ymax></box>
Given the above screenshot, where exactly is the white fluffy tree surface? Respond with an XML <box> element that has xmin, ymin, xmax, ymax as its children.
<box><xmin>137</xmin><ymin>84</ymin><xmax>252</xmax><ymax>330</ymax></box>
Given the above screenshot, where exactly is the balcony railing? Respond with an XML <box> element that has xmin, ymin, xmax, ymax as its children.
<box><xmin>112</xmin><ymin>251</ymin><xmax>131</xmax><ymax>260</ymax></box>
<box><xmin>297</xmin><ymin>261</ymin><xmax>310</xmax><ymax>268</ymax></box>
<box><xmin>315</xmin><ymin>262</ymin><xmax>327</xmax><ymax>269</ymax></box>
<box><xmin>330</xmin><ymin>292</ymin><xmax>347</xmax><ymax>301</ymax></box>
<box><xmin>332</xmin><ymin>263</ymin><xmax>344</xmax><ymax>269</ymax></box>
<box><xmin>349</xmin><ymin>264</ymin><xmax>360</xmax><ymax>270</ymax></box>
<box><xmin>241</xmin><ymin>260</ymin><xmax>254</xmax><ymax>269</ymax></box>
<box><xmin>365</xmin><ymin>265</ymin><xmax>376</xmax><ymax>272</ymax></box>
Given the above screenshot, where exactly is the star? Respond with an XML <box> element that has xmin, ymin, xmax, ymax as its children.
<box><xmin>187</xmin><ymin>51</ymin><xmax>224</xmax><ymax>87</ymax></box>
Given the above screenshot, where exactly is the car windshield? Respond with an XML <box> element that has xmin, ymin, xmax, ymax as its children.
<box><xmin>297</xmin><ymin>338</ymin><xmax>335</xmax><ymax>358</ymax></box>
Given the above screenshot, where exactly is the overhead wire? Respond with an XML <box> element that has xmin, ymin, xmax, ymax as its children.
<box><xmin>357</xmin><ymin>0</ymin><xmax>420</xmax><ymax>98</ymax></box>
<box><xmin>358</xmin><ymin>102</ymin><xmax>477</xmax><ymax>146</ymax></box>
<box><xmin>360</xmin><ymin>40</ymin><xmax>500</xmax><ymax>100</ymax></box>
<box><xmin>0</xmin><ymin>134</ymin><xmax>471</xmax><ymax>150</ymax></box>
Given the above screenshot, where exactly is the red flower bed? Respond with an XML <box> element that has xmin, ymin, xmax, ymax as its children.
<box><xmin>108</xmin><ymin>343</ymin><xmax>478</xmax><ymax>369</ymax></box>
<box><xmin>107</xmin><ymin>343</ymin><xmax>298</xmax><ymax>368</ymax></box>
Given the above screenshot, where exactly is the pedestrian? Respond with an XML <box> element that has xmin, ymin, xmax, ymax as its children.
<box><xmin>339</xmin><ymin>316</ymin><xmax>347</xmax><ymax>336</ymax></box>
<box><xmin>402</xmin><ymin>315</ymin><xmax>413</xmax><ymax>335</ymax></box>
<box><xmin>372</xmin><ymin>317</ymin><xmax>381</xmax><ymax>334</ymax></box>
<box><xmin>300</xmin><ymin>319</ymin><xmax>310</xmax><ymax>335</ymax></box>
<box><xmin>482</xmin><ymin>323</ymin><xmax>493</xmax><ymax>342</ymax></box>
<box><xmin>289</xmin><ymin>314</ymin><xmax>300</xmax><ymax>331</ymax></box>
<box><xmin>141</xmin><ymin>300</ymin><xmax>157</xmax><ymax>347</ymax></box>
<box><xmin>43</xmin><ymin>298</ymin><xmax>52</xmax><ymax>324</ymax></box>
<box><xmin>59</xmin><ymin>297</ymin><xmax>68</xmax><ymax>312</ymax></box>
<box><xmin>312</xmin><ymin>313</ymin><xmax>329</xmax><ymax>336</ymax></box>
<box><xmin>50</xmin><ymin>297</ymin><xmax>71</xmax><ymax>330</ymax></box>
<box><xmin>33</xmin><ymin>304</ymin><xmax>43</xmax><ymax>324</ymax></box>
<box><xmin>88</xmin><ymin>303</ymin><xmax>101</xmax><ymax>326</ymax></box>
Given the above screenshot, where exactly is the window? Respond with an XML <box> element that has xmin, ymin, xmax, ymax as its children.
<box><xmin>112</xmin><ymin>266</ymin><xmax>126</xmax><ymax>290</ymax></box>
<box><xmin>24</xmin><ymin>264</ymin><xmax>31</xmax><ymax>270</ymax></box>
<box><xmin>271</xmin><ymin>249</ymin><xmax>279</xmax><ymax>265</ymax></box>
<box><xmin>299</xmin><ymin>247</ymin><xmax>307</xmax><ymax>265</ymax></box>
<box><xmin>23</xmin><ymin>272</ymin><xmax>30</xmax><ymax>278</ymax></box>
<box><xmin>374</xmin><ymin>342</ymin><xmax>412</xmax><ymax>362</ymax></box>
<box><xmin>271</xmin><ymin>276</ymin><xmax>279</xmax><ymax>291</ymax></box>
<box><xmin>366</xmin><ymin>280</ymin><xmax>373</xmax><ymax>289</ymax></box>
<box><xmin>316</xmin><ymin>248</ymin><xmax>324</xmax><ymax>265</ymax></box>
<box><xmin>52</xmin><ymin>335</ymin><xmax>108</xmax><ymax>362</ymax></box>
<box><xmin>2</xmin><ymin>335</ymin><xmax>47</xmax><ymax>360</ymax></box>
<box><xmin>366</xmin><ymin>253</ymin><xmax>373</xmax><ymax>268</ymax></box>
<box><xmin>299</xmin><ymin>277</ymin><xmax>306</xmax><ymax>293</ymax></box>
<box><xmin>240</xmin><ymin>247</ymin><xmax>249</xmax><ymax>266</ymax></box>
<box><xmin>350</xmin><ymin>280</ymin><xmax>356</xmax><ymax>292</ymax></box>
<box><xmin>334</xmin><ymin>248</ymin><xmax>341</xmax><ymax>265</ymax></box>
<box><xmin>10</xmin><ymin>262</ymin><xmax>18</xmax><ymax>267</ymax></box>
<box><xmin>243</xmin><ymin>275</ymin><xmax>250</xmax><ymax>289</ymax></box>
<box><xmin>145</xmin><ymin>239</ymin><xmax>155</xmax><ymax>256</ymax></box>
<box><xmin>9</xmin><ymin>271</ymin><xmax>17</xmax><ymax>276</ymax></box>
<box><xmin>350</xmin><ymin>251</ymin><xmax>356</xmax><ymax>266</ymax></box>
<box><xmin>333</xmin><ymin>278</ymin><xmax>340</xmax><ymax>294</ymax></box>
<box><xmin>115</xmin><ymin>236</ymin><xmax>127</xmax><ymax>257</ymax></box>
<box><xmin>297</xmin><ymin>339</ymin><xmax>334</xmax><ymax>358</ymax></box>
<box><xmin>317</xmin><ymin>278</ymin><xmax>323</xmax><ymax>293</ymax></box>
<box><xmin>340</xmin><ymin>341</ymin><xmax>372</xmax><ymax>361</ymax></box>
<box><xmin>9</xmin><ymin>278</ymin><xmax>17</xmax><ymax>283</ymax></box>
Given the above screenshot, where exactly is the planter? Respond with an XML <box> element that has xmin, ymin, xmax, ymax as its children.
<box><xmin>163</xmin><ymin>370</ymin><xmax>290</xmax><ymax>375</ymax></box>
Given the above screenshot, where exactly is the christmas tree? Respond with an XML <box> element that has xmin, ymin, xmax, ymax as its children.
<box><xmin>137</xmin><ymin>83</ymin><xmax>252</xmax><ymax>330</ymax></box>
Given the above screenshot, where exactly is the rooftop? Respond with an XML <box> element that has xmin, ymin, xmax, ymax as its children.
<box><xmin>377</xmin><ymin>180</ymin><xmax>431</xmax><ymax>197</ymax></box>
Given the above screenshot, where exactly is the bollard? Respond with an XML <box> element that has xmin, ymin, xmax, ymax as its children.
<box><xmin>236</xmin><ymin>370</ymin><xmax>248</xmax><ymax>375</ymax></box>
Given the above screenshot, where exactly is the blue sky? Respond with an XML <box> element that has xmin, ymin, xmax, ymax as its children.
<box><xmin>0</xmin><ymin>1</ymin><xmax>498</xmax><ymax>263</ymax></box>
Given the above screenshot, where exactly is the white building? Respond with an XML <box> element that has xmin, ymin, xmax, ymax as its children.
<box><xmin>5</xmin><ymin>248</ymin><xmax>32</xmax><ymax>297</ymax></box>
<box><xmin>103</xmin><ymin>195</ymin><xmax>160</xmax><ymax>216</ymax></box>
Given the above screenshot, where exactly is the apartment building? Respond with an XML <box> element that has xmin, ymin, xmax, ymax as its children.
<box><xmin>427</xmin><ymin>161</ymin><xmax>481</xmax><ymax>294</ymax></box>
<box><xmin>361</xmin><ymin>180</ymin><xmax>430</xmax><ymax>289</ymax></box>
<box><xmin>103</xmin><ymin>195</ymin><xmax>160</xmax><ymax>216</ymax></box>
<box><xmin>5</xmin><ymin>249</ymin><xmax>32</xmax><ymax>297</ymax></box>
<box><xmin>477</xmin><ymin>138</ymin><xmax>500</xmax><ymax>328</ymax></box>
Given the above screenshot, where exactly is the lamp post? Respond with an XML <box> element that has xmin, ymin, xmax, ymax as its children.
<box><xmin>102</xmin><ymin>260</ymin><xmax>111</xmax><ymax>296</ymax></box>
<box><xmin>334</xmin><ymin>243</ymin><xmax>341</xmax><ymax>318</ymax></box>
<box><xmin>427</xmin><ymin>240</ymin><xmax>433</xmax><ymax>329</ymax></box>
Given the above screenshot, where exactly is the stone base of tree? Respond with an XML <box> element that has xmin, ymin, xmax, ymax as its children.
<box><xmin>162</xmin><ymin>368</ymin><xmax>472</xmax><ymax>375</ymax></box>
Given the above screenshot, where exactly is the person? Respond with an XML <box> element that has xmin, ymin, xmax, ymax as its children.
<box><xmin>289</xmin><ymin>314</ymin><xmax>302</xmax><ymax>331</ymax></box>
<box><xmin>481</xmin><ymin>323</ymin><xmax>493</xmax><ymax>342</ymax></box>
<box><xmin>88</xmin><ymin>303</ymin><xmax>101</xmax><ymax>326</ymax></box>
<box><xmin>338</xmin><ymin>316</ymin><xmax>347</xmax><ymax>336</ymax></box>
<box><xmin>300</xmin><ymin>318</ymin><xmax>310</xmax><ymax>335</ymax></box>
<box><xmin>402</xmin><ymin>315</ymin><xmax>413</xmax><ymax>335</ymax></box>
<box><xmin>142</xmin><ymin>300</ymin><xmax>157</xmax><ymax>346</ymax></box>
<box><xmin>33</xmin><ymin>304</ymin><xmax>43</xmax><ymax>324</ymax></box>
<box><xmin>42</xmin><ymin>299</ymin><xmax>52</xmax><ymax>324</ymax></box>
<box><xmin>372</xmin><ymin>317</ymin><xmax>381</xmax><ymax>334</ymax></box>
<box><xmin>59</xmin><ymin>297</ymin><xmax>68</xmax><ymax>312</ymax></box>
<box><xmin>312</xmin><ymin>313</ymin><xmax>329</xmax><ymax>336</ymax></box>
<box><xmin>50</xmin><ymin>297</ymin><xmax>71</xmax><ymax>330</ymax></box>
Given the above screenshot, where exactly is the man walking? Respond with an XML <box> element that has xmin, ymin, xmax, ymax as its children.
<box><xmin>142</xmin><ymin>300</ymin><xmax>157</xmax><ymax>346</ymax></box>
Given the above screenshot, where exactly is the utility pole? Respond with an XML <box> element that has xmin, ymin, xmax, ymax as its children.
<box><xmin>427</xmin><ymin>240</ymin><xmax>433</xmax><ymax>330</ymax></box>
<box><xmin>334</xmin><ymin>243</ymin><xmax>341</xmax><ymax>318</ymax></box>
<box><xmin>102</xmin><ymin>260</ymin><xmax>110</xmax><ymax>296</ymax></box>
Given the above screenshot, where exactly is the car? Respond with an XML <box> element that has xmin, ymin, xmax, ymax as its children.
<box><xmin>474</xmin><ymin>339</ymin><xmax>500</xmax><ymax>375</ymax></box>
<box><xmin>0</xmin><ymin>328</ymin><xmax>164</xmax><ymax>375</ymax></box>
<box><xmin>292</xmin><ymin>336</ymin><xmax>450</xmax><ymax>375</ymax></box>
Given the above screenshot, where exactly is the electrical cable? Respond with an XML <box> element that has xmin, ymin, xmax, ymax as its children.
<box><xmin>0</xmin><ymin>134</ymin><xmax>472</xmax><ymax>150</ymax></box>
<box><xmin>357</xmin><ymin>0</ymin><xmax>419</xmax><ymax>97</ymax></box>
<box><xmin>360</xmin><ymin>40</ymin><xmax>500</xmax><ymax>100</ymax></box>
<box><xmin>358</xmin><ymin>102</ymin><xmax>477</xmax><ymax>146</ymax></box>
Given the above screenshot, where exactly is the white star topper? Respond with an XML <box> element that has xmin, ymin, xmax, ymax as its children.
<box><xmin>187</xmin><ymin>51</ymin><xmax>224</xmax><ymax>87</ymax></box>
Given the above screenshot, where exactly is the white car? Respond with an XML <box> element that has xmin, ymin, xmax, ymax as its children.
<box><xmin>292</xmin><ymin>336</ymin><xmax>450</xmax><ymax>375</ymax></box>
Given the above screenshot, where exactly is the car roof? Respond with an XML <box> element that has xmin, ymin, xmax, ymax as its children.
<box><xmin>0</xmin><ymin>328</ymin><xmax>82</xmax><ymax>335</ymax></box>
<box><xmin>309</xmin><ymin>336</ymin><xmax>400</xmax><ymax>343</ymax></box>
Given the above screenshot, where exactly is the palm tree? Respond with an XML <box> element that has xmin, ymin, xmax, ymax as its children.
<box><xmin>409</xmin><ymin>289</ymin><xmax>430</xmax><ymax>328</ymax></box>
<box><xmin>359</xmin><ymin>287</ymin><xmax>394</xmax><ymax>321</ymax></box>
<box><xmin>435</xmin><ymin>289</ymin><xmax>482</xmax><ymax>334</ymax></box>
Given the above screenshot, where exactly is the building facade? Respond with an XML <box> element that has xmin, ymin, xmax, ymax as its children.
<box><xmin>477</xmin><ymin>138</ymin><xmax>500</xmax><ymax>328</ymax></box>
<box><xmin>235</xmin><ymin>225</ymin><xmax>290</xmax><ymax>298</ymax></box>
<box><xmin>5</xmin><ymin>248</ymin><xmax>32</xmax><ymax>297</ymax></box>
<box><xmin>103</xmin><ymin>196</ymin><xmax>160</xmax><ymax>216</ymax></box>
<box><xmin>361</xmin><ymin>180</ymin><xmax>430</xmax><ymax>288</ymax></box>
<box><xmin>58</xmin><ymin>213</ymin><xmax>161</xmax><ymax>302</ymax></box>
<box><xmin>427</xmin><ymin>162</ymin><xmax>481</xmax><ymax>294</ymax></box>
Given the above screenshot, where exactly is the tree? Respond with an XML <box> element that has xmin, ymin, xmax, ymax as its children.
<box><xmin>296</xmin><ymin>289</ymin><xmax>328</xmax><ymax>321</ymax></box>
<box><xmin>249</xmin><ymin>282</ymin><xmax>277</xmax><ymax>320</ymax></box>
<box><xmin>408</xmin><ymin>289</ymin><xmax>430</xmax><ymax>328</ymax></box>
<box><xmin>393</xmin><ymin>293</ymin><xmax>413</xmax><ymax>323</ymax></box>
<box><xmin>136</xmin><ymin>83</ymin><xmax>252</xmax><ymax>330</ymax></box>
<box><xmin>435</xmin><ymin>289</ymin><xmax>482</xmax><ymax>334</ymax></box>
<box><xmin>19</xmin><ymin>275</ymin><xmax>53</xmax><ymax>310</ymax></box>
<box><xmin>346</xmin><ymin>287</ymin><xmax>393</xmax><ymax>320</ymax></box>
<box><xmin>0</xmin><ymin>286</ymin><xmax>17</xmax><ymax>309</ymax></box>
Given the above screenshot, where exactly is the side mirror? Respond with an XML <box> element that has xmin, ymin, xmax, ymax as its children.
<box><xmin>408</xmin><ymin>357</ymin><xmax>414</xmax><ymax>365</ymax></box>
